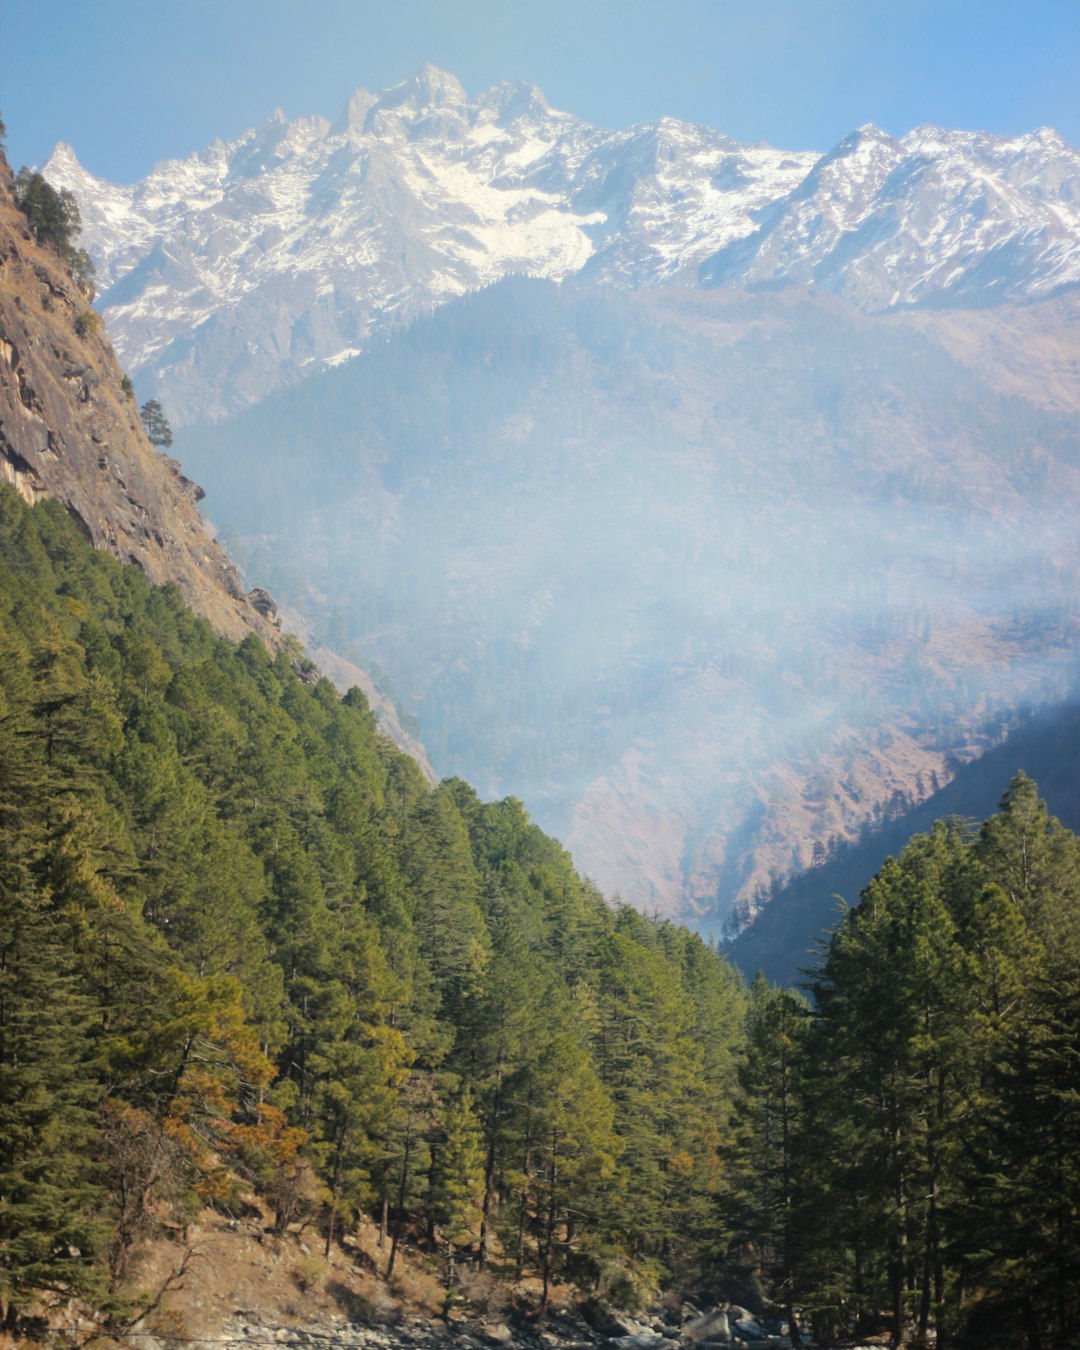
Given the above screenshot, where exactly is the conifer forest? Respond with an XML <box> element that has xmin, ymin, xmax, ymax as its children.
<box><xmin>2</xmin><ymin>487</ymin><xmax>1078</xmax><ymax>1347</ymax></box>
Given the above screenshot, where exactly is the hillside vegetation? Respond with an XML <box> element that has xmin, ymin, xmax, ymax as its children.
<box><xmin>2</xmin><ymin>486</ymin><xmax>1079</xmax><ymax>1347</ymax></box>
<box><xmin>0</xmin><ymin>485</ymin><xmax>745</xmax><ymax>1325</ymax></box>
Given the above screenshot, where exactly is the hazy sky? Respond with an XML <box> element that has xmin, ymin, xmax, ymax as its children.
<box><xmin>3</xmin><ymin>0</ymin><xmax>1080</xmax><ymax>182</ymax></box>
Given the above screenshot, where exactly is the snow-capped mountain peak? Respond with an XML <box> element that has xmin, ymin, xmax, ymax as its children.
<box><xmin>377</xmin><ymin>63</ymin><xmax>468</xmax><ymax>112</ymax></box>
<box><xmin>42</xmin><ymin>69</ymin><xmax>1080</xmax><ymax>422</ymax></box>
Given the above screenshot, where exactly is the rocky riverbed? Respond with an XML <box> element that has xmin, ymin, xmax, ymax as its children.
<box><xmin>121</xmin><ymin>1303</ymin><xmax>815</xmax><ymax>1350</ymax></box>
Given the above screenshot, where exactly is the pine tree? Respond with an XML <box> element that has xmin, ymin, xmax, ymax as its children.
<box><xmin>734</xmin><ymin>976</ymin><xmax>810</xmax><ymax>1345</ymax></box>
<box><xmin>433</xmin><ymin>1087</ymin><xmax>484</xmax><ymax>1281</ymax></box>
<box><xmin>139</xmin><ymin>399</ymin><xmax>174</xmax><ymax>449</ymax></box>
<box><xmin>0</xmin><ymin>698</ymin><xmax>110</xmax><ymax>1325</ymax></box>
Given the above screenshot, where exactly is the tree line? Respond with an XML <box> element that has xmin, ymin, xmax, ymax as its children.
<box><xmin>0</xmin><ymin>486</ymin><xmax>743</xmax><ymax>1330</ymax></box>
<box><xmin>736</xmin><ymin>777</ymin><xmax>1080</xmax><ymax>1347</ymax></box>
<box><xmin>0</xmin><ymin>484</ymin><xmax>1076</xmax><ymax>1347</ymax></box>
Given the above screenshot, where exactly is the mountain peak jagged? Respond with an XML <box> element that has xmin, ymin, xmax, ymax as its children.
<box><xmin>40</xmin><ymin>75</ymin><xmax>1080</xmax><ymax>421</ymax></box>
<box><xmin>377</xmin><ymin>63</ymin><xmax>468</xmax><ymax>113</ymax></box>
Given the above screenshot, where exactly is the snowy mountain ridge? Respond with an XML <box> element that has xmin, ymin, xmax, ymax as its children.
<box><xmin>43</xmin><ymin>65</ymin><xmax>1080</xmax><ymax>422</ymax></box>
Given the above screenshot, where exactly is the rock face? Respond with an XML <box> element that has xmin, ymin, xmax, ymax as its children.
<box><xmin>0</xmin><ymin>149</ymin><xmax>276</xmax><ymax>646</ymax></box>
<box><xmin>0</xmin><ymin>147</ymin><xmax>437</xmax><ymax>780</ymax></box>
<box><xmin>42</xmin><ymin>67</ymin><xmax>1080</xmax><ymax>424</ymax></box>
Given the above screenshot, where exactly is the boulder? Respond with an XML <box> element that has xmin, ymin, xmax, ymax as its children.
<box><xmin>584</xmin><ymin>1303</ymin><xmax>652</xmax><ymax>1339</ymax></box>
<box><xmin>681</xmin><ymin>1310</ymin><xmax>730</xmax><ymax>1343</ymax></box>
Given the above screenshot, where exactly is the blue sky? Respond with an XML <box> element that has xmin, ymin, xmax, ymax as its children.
<box><xmin>3</xmin><ymin>0</ymin><xmax>1080</xmax><ymax>182</ymax></box>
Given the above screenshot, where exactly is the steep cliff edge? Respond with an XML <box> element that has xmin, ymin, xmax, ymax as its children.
<box><xmin>0</xmin><ymin>148</ymin><xmax>278</xmax><ymax>645</ymax></box>
<box><xmin>0</xmin><ymin>147</ymin><xmax>435</xmax><ymax>777</ymax></box>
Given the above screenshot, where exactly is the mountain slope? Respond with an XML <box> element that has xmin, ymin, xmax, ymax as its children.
<box><xmin>0</xmin><ymin>147</ymin><xmax>434</xmax><ymax>773</ymax></box>
<box><xmin>42</xmin><ymin>68</ymin><xmax>1080</xmax><ymax>422</ymax></box>
<box><xmin>0</xmin><ymin>150</ymin><xmax>274</xmax><ymax>645</ymax></box>
<box><xmin>174</xmin><ymin>278</ymin><xmax>1080</xmax><ymax>930</ymax></box>
<box><xmin>727</xmin><ymin>696</ymin><xmax>1080</xmax><ymax>985</ymax></box>
<box><xmin>700</xmin><ymin>123</ymin><xmax>1080</xmax><ymax>309</ymax></box>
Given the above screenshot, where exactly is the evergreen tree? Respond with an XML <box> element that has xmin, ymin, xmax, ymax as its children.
<box><xmin>433</xmin><ymin>1086</ymin><xmax>485</xmax><ymax>1280</ymax></box>
<box><xmin>733</xmin><ymin>977</ymin><xmax>810</xmax><ymax>1344</ymax></box>
<box><xmin>139</xmin><ymin>399</ymin><xmax>174</xmax><ymax>448</ymax></box>
<box><xmin>0</xmin><ymin>694</ymin><xmax>110</xmax><ymax>1325</ymax></box>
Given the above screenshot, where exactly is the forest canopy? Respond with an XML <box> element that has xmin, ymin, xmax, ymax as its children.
<box><xmin>0</xmin><ymin>484</ymin><xmax>1077</xmax><ymax>1349</ymax></box>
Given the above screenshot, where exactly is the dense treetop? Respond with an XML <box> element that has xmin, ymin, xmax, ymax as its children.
<box><xmin>1</xmin><ymin>484</ymin><xmax>1077</xmax><ymax>1348</ymax></box>
<box><xmin>0</xmin><ymin>486</ymin><xmax>743</xmax><ymax>1328</ymax></box>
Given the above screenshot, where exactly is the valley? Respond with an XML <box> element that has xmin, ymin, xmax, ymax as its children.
<box><xmin>174</xmin><ymin>281</ymin><xmax>1080</xmax><ymax>931</ymax></box>
<box><xmin>41</xmin><ymin>68</ymin><xmax>1080</xmax><ymax>935</ymax></box>
<box><xmin>4</xmin><ymin>29</ymin><xmax>1080</xmax><ymax>1341</ymax></box>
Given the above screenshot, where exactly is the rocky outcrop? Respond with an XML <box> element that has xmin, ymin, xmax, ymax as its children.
<box><xmin>0</xmin><ymin>147</ymin><xmax>437</xmax><ymax>777</ymax></box>
<box><xmin>113</xmin><ymin>1305</ymin><xmax>796</xmax><ymax>1350</ymax></box>
<box><xmin>0</xmin><ymin>148</ymin><xmax>278</xmax><ymax>648</ymax></box>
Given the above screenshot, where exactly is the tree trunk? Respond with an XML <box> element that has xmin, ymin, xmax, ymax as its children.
<box><xmin>515</xmin><ymin>1096</ymin><xmax>534</xmax><ymax>1281</ymax></box>
<box><xmin>387</xmin><ymin>1109</ymin><xmax>413</xmax><ymax>1280</ymax></box>
<box><xmin>539</xmin><ymin>1127</ymin><xmax>559</xmax><ymax>1316</ymax></box>
<box><xmin>325</xmin><ymin>1124</ymin><xmax>345</xmax><ymax>1259</ymax></box>
<box><xmin>478</xmin><ymin>1060</ymin><xmax>503</xmax><ymax>1270</ymax></box>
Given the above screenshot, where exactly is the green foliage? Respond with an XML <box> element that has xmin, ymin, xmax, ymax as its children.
<box><xmin>75</xmin><ymin>309</ymin><xmax>101</xmax><ymax>339</ymax></box>
<box><xmin>139</xmin><ymin>398</ymin><xmax>173</xmax><ymax>448</ymax></box>
<box><xmin>729</xmin><ymin>786</ymin><xmax>1080</xmax><ymax>1348</ymax></box>
<box><xmin>14</xmin><ymin>169</ymin><xmax>80</xmax><ymax>253</ymax></box>
<box><xmin>13</xmin><ymin>169</ymin><xmax>96</xmax><ymax>297</ymax></box>
<box><xmin>0</xmin><ymin>486</ymin><xmax>747</xmax><ymax>1321</ymax></box>
<box><xmin>2</xmin><ymin>472</ymin><xmax>1077</xmax><ymax>1345</ymax></box>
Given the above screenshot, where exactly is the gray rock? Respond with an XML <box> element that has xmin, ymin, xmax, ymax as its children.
<box><xmin>682</xmin><ymin>1311</ymin><xmax>730</xmax><ymax>1344</ymax></box>
<box><xmin>482</xmin><ymin>1326</ymin><xmax>513</xmax><ymax>1345</ymax></box>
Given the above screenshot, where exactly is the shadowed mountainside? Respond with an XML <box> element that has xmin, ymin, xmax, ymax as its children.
<box><xmin>727</xmin><ymin>696</ymin><xmax>1080</xmax><ymax>985</ymax></box>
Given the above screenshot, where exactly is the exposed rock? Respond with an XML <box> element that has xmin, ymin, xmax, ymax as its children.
<box><xmin>482</xmin><ymin>1325</ymin><xmax>514</xmax><ymax>1345</ymax></box>
<box><xmin>681</xmin><ymin>1310</ymin><xmax>730</xmax><ymax>1343</ymax></box>
<box><xmin>0</xmin><ymin>148</ymin><xmax>277</xmax><ymax>650</ymax></box>
<box><xmin>248</xmin><ymin>586</ymin><xmax>280</xmax><ymax>624</ymax></box>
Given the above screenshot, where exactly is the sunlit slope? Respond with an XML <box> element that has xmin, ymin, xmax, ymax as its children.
<box><xmin>729</xmin><ymin>696</ymin><xmax>1080</xmax><ymax>985</ymax></box>
<box><xmin>178</xmin><ymin>279</ymin><xmax>1080</xmax><ymax>929</ymax></box>
<box><xmin>46</xmin><ymin>71</ymin><xmax>1080</xmax><ymax>424</ymax></box>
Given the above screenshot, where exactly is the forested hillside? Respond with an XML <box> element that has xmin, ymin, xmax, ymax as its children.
<box><xmin>2</xmin><ymin>484</ymin><xmax>1078</xmax><ymax>1348</ymax></box>
<box><xmin>744</xmin><ymin>778</ymin><xmax>1080</xmax><ymax>1348</ymax></box>
<box><xmin>730</xmin><ymin>696</ymin><xmax>1080</xmax><ymax>984</ymax></box>
<box><xmin>0</xmin><ymin>485</ymin><xmax>745</xmax><ymax>1326</ymax></box>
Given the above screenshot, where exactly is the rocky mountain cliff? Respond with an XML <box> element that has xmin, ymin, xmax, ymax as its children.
<box><xmin>42</xmin><ymin>66</ymin><xmax>1080</xmax><ymax>423</ymax></box>
<box><xmin>0</xmin><ymin>149</ymin><xmax>276</xmax><ymax>644</ymax></box>
<box><xmin>0</xmin><ymin>146</ymin><xmax>434</xmax><ymax>775</ymax></box>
